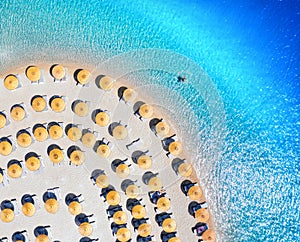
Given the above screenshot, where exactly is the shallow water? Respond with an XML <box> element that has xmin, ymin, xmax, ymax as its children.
<box><xmin>0</xmin><ymin>0</ymin><xmax>299</xmax><ymax>241</ymax></box>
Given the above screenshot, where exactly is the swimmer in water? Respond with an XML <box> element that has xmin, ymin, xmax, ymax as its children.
<box><xmin>177</xmin><ymin>75</ymin><xmax>187</xmax><ymax>82</ymax></box>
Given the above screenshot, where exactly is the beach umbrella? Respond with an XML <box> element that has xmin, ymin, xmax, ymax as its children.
<box><xmin>106</xmin><ymin>191</ymin><xmax>121</xmax><ymax>206</ymax></box>
<box><xmin>0</xmin><ymin>171</ymin><xmax>3</xmax><ymax>184</ymax></box>
<box><xmin>162</xmin><ymin>218</ymin><xmax>176</xmax><ymax>233</ymax></box>
<box><xmin>123</xmin><ymin>88</ymin><xmax>137</xmax><ymax>102</ymax></box>
<box><xmin>156</xmin><ymin>197</ymin><xmax>171</xmax><ymax>212</ymax></box>
<box><xmin>132</xmin><ymin>205</ymin><xmax>146</xmax><ymax>219</ymax></box>
<box><xmin>44</xmin><ymin>198</ymin><xmax>59</xmax><ymax>214</ymax></box>
<box><xmin>69</xmin><ymin>149</ymin><xmax>85</xmax><ymax>165</ymax></box>
<box><xmin>188</xmin><ymin>186</ymin><xmax>202</xmax><ymax>200</ymax></box>
<box><xmin>79</xmin><ymin>222</ymin><xmax>93</xmax><ymax>236</ymax></box>
<box><xmin>95</xmin><ymin>111</ymin><xmax>110</xmax><ymax>126</ymax></box>
<box><xmin>26</xmin><ymin>66</ymin><xmax>41</xmax><ymax>82</ymax></box>
<box><xmin>7</xmin><ymin>161</ymin><xmax>22</xmax><ymax>178</ymax></box>
<box><xmin>17</xmin><ymin>131</ymin><xmax>32</xmax><ymax>148</ymax></box>
<box><xmin>67</xmin><ymin>126</ymin><xmax>82</xmax><ymax>141</ymax></box>
<box><xmin>195</xmin><ymin>208</ymin><xmax>210</xmax><ymax>223</ymax></box>
<box><xmin>68</xmin><ymin>201</ymin><xmax>82</xmax><ymax>216</ymax></box>
<box><xmin>113</xmin><ymin>211</ymin><xmax>127</xmax><ymax>225</ymax></box>
<box><xmin>50</xmin><ymin>96</ymin><xmax>65</xmax><ymax>112</ymax></box>
<box><xmin>51</xmin><ymin>64</ymin><xmax>65</xmax><ymax>80</ymax></box>
<box><xmin>25</xmin><ymin>155</ymin><xmax>40</xmax><ymax>171</ymax></box>
<box><xmin>0</xmin><ymin>208</ymin><xmax>14</xmax><ymax>223</ymax></box>
<box><xmin>201</xmin><ymin>229</ymin><xmax>216</xmax><ymax>242</ymax></box>
<box><xmin>99</xmin><ymin>76</ymin><xmax>114</xmax><ymax>91</ymax></box>
<box><xmin>22</xmin><ymin>202</ymin><xmax>36</xmax><ymax>217</ymax></box>
<box><xmin>138</xmin><ymin>223</ymin><xmax>152</xmax><ymax>237</ymax></box>
<box><xmin>125</xmin><ymin>184</ymin><xmax>139</xmax><ymax>198</ymax></box>
<box><xmin>36</xmin><ymin>234</ymin><xmax>50</xmax><ymax>242</ymax></box>
<box><xmin>148</xmin><ymin>177</ymin><xmax>163</xmax><ymax>191</ymax></box>
<box><xmin>0</xmin><ymin>112</ymin><xmax>6</xmax><ymax>128</ymax></box>
<box><xmin>48</xmin><ymin>123</ymin><xmax>63</xmax><ymax>140</ymax></box>
<box><xmin>168</xmin><ymin>141</ymin><xmax>183</xmax><ymax>156</ymax></box>
<box><xmin>81</xmin><ymin>131</ymin><xmax>96</xmax><ymax>148</ymax></box>
<box><xmin>33</xmin><ymin>125</ymin><xmax>48</xmax><ymax>141</ymax></box>
<box><xmin>77</xmin><ymin>69</ymin><xmax>90</xmax><ymax>85</ymax></box>
<box><xmin>31</xmin><ymin>95</ymin><xmax>47</xmax><ymax>112</ymax></box>
<box><xmin>95</xmin><ymin>174</ymin><xmax>109</xmax><ymax>188</ymax></box>
<box><xmin>48</xmin><ymin>147</ymin><xmax>64</xmax><ymax>164</ymax></box>
<box><xmin>168</xmin><ymin>238</ymin><xmax>182</xmax><ymax>242</ymax></box>
<box><xmin>113</xmin><ymin>125</ymin><xmax>128</xmax><ymax>140</ymax></box>
<box><xmin>116</xmin><ymin>164</ymin><xmax>130</xmax><ymax>178</ymax></box>
<box><xmin>137</xmin><ymin>155</ymin><xmax>152</xmax><ymax>169</ymax></box>
<box><xmin>139</xmin><ymin>104</ymin><xmax>154</xmax><ymax>118</ymax></box>
<box><xmin>178</xmin><ymin>163</ymin><xmax>193</xmax><ymax>177</ymax></box>
<box><xmin>96</xmin><ymin>144</ymin><xmax>111</xmax><ymax>158</ymax></box>
<box><xmin>155</xmin><ymin>121</ymin><xmax>170</xmax><ymax>136</ymax></box>
<box><xmin>10</xmin><ymin>105</ymin><xmax>25</xmax><ymax>121</ymax></box>
<box><xmin>0</xmin><ymin>139</ymin><xmax>12</xmax><ymax>156</ymax></box>
<box><xmin>73</xmin><ymin>101</ymin><xmax>88</xmax><ymax>117</ymax></box>
<box><xmin>4</xmin><ymin>74</ymin><xmax>19</xmax><ymax>90</ymax></box>
<box><xmin>116</xmin><ymin>228</ymin><xmax>131</xmax><ymax>242</ymax></box>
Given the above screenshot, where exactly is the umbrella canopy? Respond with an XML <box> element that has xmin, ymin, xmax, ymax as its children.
<box><xmin>33</xmin><ymin>126</ymin><xmax>48</xmax><ymax>142</ymax></box>
<box><xmin>168</xmin><ymin>141</ymin><xmax>183</xmax><ymax>156</ymax></box>
<box><xmin>77</xmin><ymin>69</ymin><xmax>90</xmax><ymax>85</ymax></box>
<box><xmin>25</xmin><ymin>156</ymin><xmax>41</xmax><ymax>171</ymax></box>
<box><xmin>68</xmin><ymin>201</ymin><xmax>82</xmax><ymax>216</ymax></box>
<box><xmin>31</xmin><ymin>96</ymin><xmax>47</xmax><ymax>112</ymax></box>
<box><xmin>139</xmin><ymin>104</ymin><xmax>154</xmax><ymax>118</ymax></box>
<box><xmin>195</xmin><ymin>208</ymin><xmax>210</xmax><ymax>223</ymax></box>
<box><xmin>48</xmin><ymin>124</ymin><xmax>63</xmax><ymax>140</ymax></box>
<box><xmin>99</xmin><ymin>76</ymin><xmax>114</xmax><ymax>91</ymax></box>
<box><xmin>49</xmin><ymin>148</ymin><xmax>64</xmax><ymax>164</ymax></box>
<box><xmin>178</xmin><ymin>163</ymin><xmax>193</xmax><ymax>177</ymax></box>
<box><xmin>7</xmin><ymin>163</ymin><xmax>22</xmax><ymax>178</ymax></box>
<box><xmin>73</xmin><ymin>101</ymin><xmax>88</xmax><ymax>117</ymax></box>
<box><xmin>0</xmin><ymin>208</ymin><xmax>14</xmax><ymax>222</ymax></box>
<box><xmin>44</xmin><ymin>198</ymin><xmax>59</xmax><ymax>214</ymax></box>
<box><xmin>96</xmin><ymin>144</ymin><xmax>111</xmax><ymax>158</ymax></box>
<box><xmin>201</xmin><ymin>229</ymin><xmax>216</xmax><ymax>242</ymax></box>
<box><xmin>188</xmin><ymin>186</ymin><xmax>203</xmax><ymax>200</ymax></box>
<box><xmin>0</xmin><ymin>140</ymin><xmax>13</xmax><ymax>156</ymax></box>
<box><xmin>113</xmin><ymin>125</ymin><xmax>128</xmax><ymax>140</ymax></box>
<box><xmin>132</xmin><ymin>205</ymin><xmax>146</xmax><ymax>219</ymax></box>
<box><xmin>156</xmin><ymin>197</ymin><xmax>171</xmax><ymax>212</ymax></box>
<box><xmin>138</xmin><ymin>223</ymin><xmax>152</xmax><ymax>237</ymax></box>
<box><xmin>113</xmin><ymin>211</ymin><xmax>127</xmax><ymax>225</ymax></box>
<box><xmin>26</xmin><ymin>66</ymin><xmax>41</xmax><ymax>82</ymax></box>
<box><xmin>155</xmin><ymin>121</ymin><xmax>170</xmax><ymax>136</ymax></box>
<box><xmin>0</xmin><ymin>173</ymin><xmax>3</xmax><ymax>184</ymax></box>
<box><xmin>81</xmin><ymin>131</ymin><xmax>96</xmax><ymax>148</ymax></box>
<box><xmin>0</xmin><ymin>112</ymin><xmax>6</xmax><ymax>128</ymax></box>
<box><xmin>125</xmin><ymin>184</ymin><xmax>140</xmax><ymax>198</ymax></box>
<box><xmin>106</xmin><ymin>191</ymin><xmax>121</xmax><ymax>206</ymax></box>
<box><xmin>137</xmin><ymin>155</ymin><xmax>152</xmax><ymax>169</ymax></box>
<box><xmin>52</xmin><ymin>64</ymin><xmax>65</xmax><ymax>79</ymax></box>
<box><xmin>148</xmin><ymin>177</ymin><xmax>163</xmax><ymax>191</ymax></box>
<box><xmin>116</xmin><ymin>164</ymin><xmax>130</xmax><ymax>178</ymax></box>
<box><xmin>168</xmin><ymin>238</ymin><xmax>182</xmax><ymax>242</ymax></box>
<box><xmin>11</xmin><ymin>105</ymin><xmax>25</xmax><ymax>121</ymax></box>
<box><xmin>79</xmin><ymin>222</ymin><xmax>93</xmax><ymax>236</ymax></box>
<box><xmin>22</xmin><ymin>202</ymin><xmax>36</xmax><ymax>217</ymax></box>
<box><xmin>36</xmin><ymin>234</ymin><xmax>50</xmax><ymax>242</ymax></box>
<box><xmin>95</xmin><ymin>174</ymin><xmax>109</xmax><ymax>188</ymax></box>
<box><xmin>123</xmin><ymin>88</ymin><xmax>137</xmax><ymax>102</ymax></box>
<box><xmin>116</xmin><ymin>227</ymin><xmax>131</xmax><ymax>242</ymax></box>
<box><xmin>162</xmin><ymin>218</ymin><xmax>177</xmax><ymax>233</ymax></box>
<box><xmin>4</xmin><ymin>75</ymin><xmax>19</xmax><ymax>90</ymax></box>
<box><xmin>17</xmin><ymin>132</ymin><xmax>32</xmax><ymax>148</ymax></box>
<box><xmin>70</xmin><ymin>149</ymin><xmax>85</xmax><ymax>165</ymax></box>
<box><xmin>67</xmin><ymin>126</ymin><xmax>82</xmax><ymax>142</ymax></box>
<box><xmin>95</xmin><ymin>112</ymin><xmax>110</xmax><ymax>126</ymax></box>
<box><xmin>50</xmin><ymin>96</ymin><xmax>65</xmax><ymax>112</ymax></box>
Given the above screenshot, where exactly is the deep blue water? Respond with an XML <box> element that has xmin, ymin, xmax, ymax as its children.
<box><xmin>0</xmin><ymin>0</ymin><xmax>299</xmax><ymax>241</ymax></box>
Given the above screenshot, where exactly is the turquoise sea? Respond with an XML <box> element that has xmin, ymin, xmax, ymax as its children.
<box><xmin>0</xmin><ymin>0</ymin><xmax>299</xmax><ymax>241</ymax></box>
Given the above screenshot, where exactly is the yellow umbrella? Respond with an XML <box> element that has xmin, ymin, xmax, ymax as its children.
<box><xmin>48</xmin><ymin>124</ymin><xmax>63</xmax><ymax>139</ymax></box>
<box><xmin>44</xmin><ymin>198</ymin><xmax>59</xmax><ymax>214</ymax></box>
<box><xmin>168</xmin><ymin>237</ymin><xmax>182</xmax><ymax>242</ymax></box>
<box><xmin>52</xmin><ymin>64</ymin><xmax>65</xmax><ymax>79</ymax></box>
<box><xmin>123</xmin><ymin>88</ymin><xmax>137</xmax><ymax>102</ymax></box>
<box><xmin>25</xmin><ymin>156</ymin><xmax>41</xmax><ymax>171</ymax></box>
<box><xmin>7</xmin><ymin>163</ymin><xmax>22</xmax><ymax>178</ymax></box>
<box><xmin>0</xmin><ymin>112</ymin><xmax>6</xmax><ymax>129</ymax></box>
<box><xmin>96</xmin><ymin>144</ymin><xmax>111</xmax><ymax>158</ymax></box>
<box><xmin>96</xmin><ymin>174</ymin><xmax>109</xmax><ymax>188</ymax></box>
<box><xmin>113</xmin><ymin>125</ymin><xmax>128</xmax><ymax>140</ymax></box>
<box><xmin>50</xmin><ymin>96</ymin><xmax>65</xmax><ymax>112</ymax></box>
<box><xmin>139</xmin><ymin>104</ymin><xmax>154</xmax><ymax>119</ymax></box>
<box><xmin>31</xmin><ymin>96</ymin><xmax>47</xmax><ymax>112</ymax></box>
<box><xmin>36</xmin><ymin>234</ymin><xmax>50</xmax><ymax>242</ymax></box>
<box><xmin>0</xmin><ymin>140</ymin><xmax>13</xmax><ymax>156</ymax></box>
<box><xmin>148</xmin><ymin>177</ymin><xmax>163</xmax><ymax>191</ymax></box>
<box><xmin>113</xmin><ymin>210</ymin><xmax>127</xmax><ymax>225</ymax></box>
<box><xmin>26</xmin><ymin>66</ymin><xmax>41</xmax><ymax>82</ymax></box>
<box><xmin>17</xmin><ymin>131</ymin><xmax>32</xmax><ymax>148</ymax></box>
<box><xmin>116</xmin><ymin>227</ymin><xmax>131</xmax><ymax>242</ymax></box>
<box><xmin>0</xmin><ymin>173</ymin><xmax>3</xmax><ymax>183</ymax></box>
<box><xmin>22</xmin><ymin>202</ymin><xmax>36</xmax><ymax>217</ymax></box>
<box><xmin>162</xmin><ymin>218</ymin><xmax>177</xmax><ymax>233</ymax></box>
<box><xmin>4</xmin><ymin>75</ymin><xmax>19</xmax><ymax>90</ymax></box>
<box><xmin>137</xmin><ymin>155</ymin><xmax>152</xmax><ymax>169</ymax></box>
<box><xmin>49</xmin><ymin>148</ymin><xmax>64</xmax><ymax>164</ymax></box>
<box><xmin>95</xmin><ymin>112</ymin><xmax>110</xmax><ymax>126</ymax></box>
<box><xmin>70</xmin><ymin>149</ymin><xmax>85</xmax><ymax>165</ymax></box>
<box><xmin>156</xmin><ymin>197</ymin><xmax>171</xmax><ymax>212</ymax></box>
<box><xmin>195</xmin><ymin>208</ymin><xmax>210</xmax><ymax>223</ymax></box>
<box><xmin>81</xmin><ymin>131</ymin><xmax>96</xmax><ymax>148</ymax></box>
<box><xmin>33</xmin><ymin>126</ymin><xmax>48</xmax><ymax>142</ymax></box>
<box><xmin>77</xmin><ymin>69</ymin><xmax>90</xmax><ymax>85</ymax></box>
<box><xmin>201</xmin><ymin>229</ymin><xmax>216</xmax><ymax>242</ymax></box>
<box><xmin>106</xmin><ymin>191</ymin><xmax>121</xmax><ymax>206</ymax></box>
<box><xmin>131</xmin><ymin>205</ymin><xmax>146</xmax><ymax>219</ymax></box>
<box><xmin>67</xmin><ymin>126</ymin><xmax>82</xmax><ymax>141</ymax></box>
<box><xmin>0</xmin><ymin>208</ymin><xmax>14</xmax><ymax>222</ymax></box>
<box><xmin>138</xmin><ymin>223</ymin><xmax>152</xmax><ymax>237</ymax></box>
<box><xmin>73</xmin><ymin>101</ymin><xmax>88</xmax><ymax>117</ymax></box>
<box><xmin>116</xmin><ymin>164</ymin><xmax>130</xmax><ymax>178</ymax></box>
<box><xmin>168</xmin><ymin>141</ymin><xmax>183</xmax><ymax>156</ymax></box>
<box><xmin>178</xmin><ymin>163</ymin><xmax>193</xmax><ymax>177</ymax></box>
<box><xmin>79</xmin><ymin>222</ymin><xmax>93</xmax><ymax>236</ymax></box>
<box><xmin>68</xmin><ymin>201</ymin><xmax>82</xmax><ymax>215</ymax></box>
<box><xmin>155</xmin><ymin>122</ymin><xmax>170</xmax><ymax>136</ymax></box>
<box><xmin>188</xmin><ymin>186</ymin><xmax>202</xmax><ymax>200</ymax></box>
<box><xmin>125</xmin><ymin>184</ymin><xmax>139</xmax><ymax>198</ymax></box>
<box><xmin>99</xmin><ymin>76</ymin><xmax>114</xmax><ymax>91</ymax></box>
<box><xmin>11</xmin><ymin>105</ymin><xmax>25</xmax><ymax>121</ymax></box>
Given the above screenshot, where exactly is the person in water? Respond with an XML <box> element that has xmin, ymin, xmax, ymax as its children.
<box><xmin>177</xmin><ymin>75</ymin><xmax>187</xmax><ymax>82</ymax></box>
